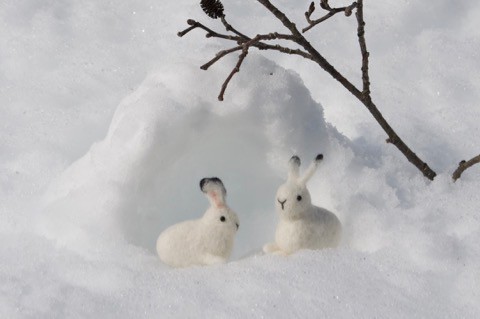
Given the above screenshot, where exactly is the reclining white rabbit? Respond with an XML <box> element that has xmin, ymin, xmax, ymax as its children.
<box><xmin>156</xmin><ymin>177</ymin><xmax>240</xmax><ymax>268</ymax></box>
<box><xmin>263</xmin><ymin>154</ymin><xmax>341</xmax><ymax>255</ymax></box>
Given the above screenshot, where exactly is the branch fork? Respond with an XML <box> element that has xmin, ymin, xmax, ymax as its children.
<box><xmin>174</xmin><ymin>0</ymin><xmax>480</xmax><ymax>181</ymax></box>
<box><xmin>178</xmin><ymin>16</ymin><xmax>312</xmax><ymax>100</ymax></box>
<box><xmin>303</xmin><ymin>0</ymin><xmax>358</xmax><ymax>33</ymax></box>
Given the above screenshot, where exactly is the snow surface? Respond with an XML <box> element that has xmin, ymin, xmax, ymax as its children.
<box><xmin>1</xmin><ymin>0</ymin><xmax>480</xmax><ymax>317</ymax></box>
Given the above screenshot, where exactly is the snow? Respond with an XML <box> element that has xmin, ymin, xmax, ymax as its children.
<box><xmin>1</xmin><ymin>0</ymin><xmax>480</xmax><ymax>318</ymax></box>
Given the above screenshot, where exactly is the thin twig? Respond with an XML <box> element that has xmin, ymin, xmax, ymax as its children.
<box><xmin>201</xmin><ymin>45</ymin><xmax>244</xmax><ymax>70</ymax></box>
<box><xmin>355</xmin><ymin>0</ymin><xmax>370</xmax><ymax>97</ymax></box>
<box><xmin>177</xmin><ymin>24</ymin><xmax>197</xmax><ymax>37</ymax></box>
<box><xmin>258</xmin><ymin>0</ymin><xmax>437</xmax><ymax>179</ymax></box>
<box><xmin>302</xmin><ymin>2</ymin><xmax>357</xmax><ymax>33</ymax></box>
<box><xmin>305</xmin><ymin>2</ymin><xmax>316</xmax><ymax>24</ymax></box>
<box><xmin>452</xmin><ymin>154</ymin><xmax>480</xmax><ymax>181</ymax></box>
<box><xmin>217</xmin><ymin>33</ymin><xmax>298</xmax><ymax>100</ymax></box>
<box><xmin>257</xmin><ymin>0</ymin><xmax>362</xmax><ymax>94</ymax></box>
<box><xmin>188</xmin><ymin>24</ymin><xmax>314</xmax><ymax>92</ymax></box>
<box><xmin>180</xmin><ymin>18</ymin><xmax>315</xmax><ymax>88</ymax></box>
<box><xmin>178</xmin><ymin>20</ymin><xmax>241</xmax><ymax>41</ymax></box>
<box><xmin>257</xmin><ymin>0</ymin><xmax>300</xmax><ymax>36</ymax></box>
<box><xmin>218</xmin><ymin>47</ymin><xmax>249</xmax><ymax>101</ymax></box>
<box><xmin>180</xmin><ymin>19</ymin><xmax>312</xmax><ymax>70</ymax></box>
<box><xmin>253</xmin><ymin>43</ymin><xmax>314</xmax><ymax>60</ymax></box>
<box><xmin>303</xmin><ymin>10</ymin><xmax>339</xmax><ymax>33</ymax></box>
<box><xmin>220</xmin><ymin>16</ymin><xmax>250</xmax><ymax>40</ymax></box>
<box><xmin>178</xmin><ymin>0</ymin><xmax>439</xmax><ymax>180</ymax></box>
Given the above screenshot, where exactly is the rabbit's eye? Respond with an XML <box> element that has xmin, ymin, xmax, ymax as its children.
<box><xmin>297</xmin><ymin>195</ymin><xmax>302</xmax><ymax>201</ymax></box>
<box><xmin>220</xmin><ymin>216</ymin><xmax>226</xmax><ymax>222</ymax></box>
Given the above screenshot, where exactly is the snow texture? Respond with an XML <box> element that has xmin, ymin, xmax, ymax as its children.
<box><xmin>1</xmin><ymin>0</ymin><xmax>480</xmax><ymax>318</ymax></box>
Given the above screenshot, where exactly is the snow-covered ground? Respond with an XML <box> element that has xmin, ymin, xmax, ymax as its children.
<box><xmin>1</xmin><ymin>0</ymin><xmax>479</xmax><ymax>317</ymax></box>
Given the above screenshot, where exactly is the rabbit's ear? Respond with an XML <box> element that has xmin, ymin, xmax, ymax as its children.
<box><xmin>288</xmin><ymin>155</ymin><xmax>301</xmax><ymax>182</ymax></box>
<box><xmin>299</xmin><ymin>154</ymin><xmax>323</xmax><ymax>185</ymax></box>
<box><xmin>200</xmin><ymin>177</ymin><xmax>227</xmax><ymax>208</ymax></box>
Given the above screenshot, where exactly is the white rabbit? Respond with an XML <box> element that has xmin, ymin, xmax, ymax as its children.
<box><xmin>156</xmin><ymin>177</ymin><xmax>240</xmax><ymax>268</ymax></box>
<box><xmin>263</xmin><ymin>154</ymin><xmax>341</xmax><ymax>255</ymax></box>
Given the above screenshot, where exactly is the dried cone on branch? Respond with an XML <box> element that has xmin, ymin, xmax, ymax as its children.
<box><xmin>200</xmin><ymin>0</ymin><xmax>225</xmax><ymax>19</ymax></box>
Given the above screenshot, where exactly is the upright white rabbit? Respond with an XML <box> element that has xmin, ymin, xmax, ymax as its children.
<box><xmin>156</xmin><ymin>177</ymin><xmax>240</xmax><ymax>268</ymax></box>
<box><xmin>263</xmin><ymin>154</ymin><xmax>341</xmax><ymax>255</ymax></box>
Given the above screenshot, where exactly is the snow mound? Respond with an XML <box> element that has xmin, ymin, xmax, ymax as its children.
<box><xmin>39</xmin><ymin>55</ymin><xmax>353</xmax><ymax>258</ymax></box>
<box><xmin>5</xmin><ymin>49</ymin><xmax>480</xmax><ymax>319</ymax></box>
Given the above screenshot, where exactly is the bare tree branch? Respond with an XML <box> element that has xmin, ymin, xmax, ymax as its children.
<box><xmin>259</xmin><ymin>0</ymin><xmax>437</xmax><ymax>180</ymax></box>
<box><xmin>253</xmin><ymin>42</ymin><xmax>314</xmax><ymax>61</ymax></box>
<box><xmin>180</xmin><ymin>24</ymin><xmax>315</xmax><ymax>86</ymax></box>
<box><xmin>219</xmin><ymin>47</ymin><xmax>249</xmax><ymax>101</ymax></box>
<box><xmin>355</xmin><ymin>0</ymin><xmax>370</xmax><ymax>97</ymax></box>
<box><xmin>216</xmin><ymin>33</ymin><xmax>310</xmax><ymax>100</ymax></box>
<box><xmin>177</xmin><ymin>0</ymin><xmax>439</xmax><ymax>180</ymax></box>
<box><xmin>452</xmin><ymin>154</ymin><xmax>480</xmax><ymax>181</ymax></box>
<box><xmin>303</xmin><ymin>1</ymin><xmax>357</xmax><ymax>33</ymax></box>
<box><xmin>178</xmin><ymin>19</ymin><xmax>241</xmax><ymax>41</ymax></box>
<box><xmin>201</xmin><ymin>45</ymin><xmax>244</xmax><ymax>70</ymax></box>
<box><xmin>220</xmin><ymin>16</ymin><xmax>250</xmax><ymax>40</ymax></box>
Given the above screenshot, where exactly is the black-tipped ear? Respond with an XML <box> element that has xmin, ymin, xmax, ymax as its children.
<box><xmin>200</xmin><ymin>177</ymin><xmax>227</xmax><ymax>208</ymax></box>
<box><xmin>315</xmin><ymin>154</ymin><xmax>324</xmax><ymax>162</ymax></box>
<box><xmin>200</xmin><ymin>177</ymin><xmax>226</xmax><ymax>196</ymax></box>
<box><xmin>288</xmin><ymin>155</ymin><xmax>301</xmax><ymax>182</ymax></box>
<box><xmin>290</xmin><ymin>155</ymin><xmax>301</xmax><ymax>167</ymax></box>
<box><xmin>200</xmin><ymin>178</ymin><xmax>209</xmax><ymax>192</ymax></box>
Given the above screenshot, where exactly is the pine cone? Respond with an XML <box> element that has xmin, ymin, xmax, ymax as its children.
<box><xmin>200</xmin><ymin>0</ymin><xmax>225</xmax><ymax>19</ymax></box>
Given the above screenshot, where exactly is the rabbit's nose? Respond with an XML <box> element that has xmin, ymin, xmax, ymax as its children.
<box><xmin>236</xmin><ymin>223</ymin><xmax>239</xmax><ymax>230</ymax></box>
<box><xmin>278</xmin><ymin>199</ymin><xmax>287</xmax><ymax>210</ymax></box>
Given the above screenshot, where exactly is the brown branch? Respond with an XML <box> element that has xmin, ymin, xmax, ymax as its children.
<box><xmin>302</xmin><ymin>2</ymin><xmax>357</xmax><ymax>33</ymax></box>
<box><xmin>178</xmin><ymin>0</ymin><xmax>438</xmax><ymax>180</ymax></box>
<box><xmin>305</xmin><ymin>2</ymin><xmax>316</xmax><ymax>23</ymax></box>
<box><xmin>178</xmin><ymin>19</ymin><xmax>241</xmax><ymax>41</ymax></box>
<box><xmin>218</xmin><ymin>47</ymin><xmax>249</xmax><ymax>101</ymax></box>
<box><xmin>452</xmin><ymin>154</ymin><xmax>480</xmax><ymax>181</ymax></box>
<box><xmin>179</xmin><ymin>22</ymin><xmax>315</xmax><ymax>93</ymax></box>
<box><xmin>253</xmin><ymin>43</ymin><xmax>314</xmax><ymax>61</ymax></box>
<box><xmin>217</xmin><ymin>33</ymin><xmax>307</xmax><ymax>100</ymax></box>
<box><xmin>355</xmin><ymin>0</ymin><xmax>370</xmax><ymax>97</ymax></box>
<box><xmin>303</xmin><ymin>10</ymin><xmax>339</xmax><ymax>33</ymax></box>
<box><xmin>257</xmin><ymin>0</ymin><xmax>437</xmax><ymax>179</ymax></box>
<box><xmin>257</xmin><ymin>0</ymin><xmax>363</xmax><ymax>95</ymax></box>
<box><xmin>179</xmin><ymin>19</ymin><xmax>313</xmax><ymax>70</ymax></box>
<box><xmin>177</xmin><ymin>24</ymin><xmax>197</xmax><ymax>37</ymax></box>
<box><xmin>220</xmin><ymin>16</ymin><xmax>250</xmax><ymax>40</ymax></box>
<box><xmin>257</xmin><ymin>0</ymin><xmax>300</xmax><ymax>36</ymax></box>
<box><xmin>201</xmin><ymin>45</ymin><xmax>244</xmax><ymax>70</ymax></box>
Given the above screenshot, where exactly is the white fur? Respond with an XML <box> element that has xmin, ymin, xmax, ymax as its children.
<box><xmin>263</xmin><ymin>155</ymin><xmax>342</xmax><ymax>255</ymax></box>
<box><xmin>156</xmin><ymin>178</ymin><xmax>239</xmax><ymax>268</ymax></box>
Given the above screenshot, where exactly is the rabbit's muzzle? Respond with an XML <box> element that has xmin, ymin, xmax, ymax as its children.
<box><xmin>277</xmin><ymin>199</ymin><xmax>287</xmax><ymax>210</ymax></box>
